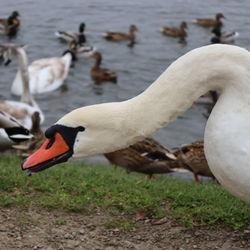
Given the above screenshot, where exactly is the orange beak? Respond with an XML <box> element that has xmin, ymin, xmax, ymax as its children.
<box><xmin>22</xmin><ymin>132</ymin><xmax>72</xmax><ymax>174</ymax></box>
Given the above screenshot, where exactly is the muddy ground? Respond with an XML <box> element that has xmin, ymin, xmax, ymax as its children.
<box><xmin>0</xmin><ymin>208</ymin><xmax>249</xmax><ymax>250</ymax></box>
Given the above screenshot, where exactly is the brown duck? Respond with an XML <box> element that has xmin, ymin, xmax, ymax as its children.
<box><xmin>193</xmin><ymin>13</ymin><xmax>225</xmax><ymax>27</ymax></box>
<box><xmin>90</xmin><ymin>52</ymin><xmax>117</xmax><ymax>84</ymax></box>
<box><xmin>104</xmin><ymin>137</ymin><xmax>178</xmax><ymax>178</ymax></box>
<box><xmin>161</xmin><ymin>21</ymin><xmax>188</xmax><ymax>40</ymax></box>
<box><xmin>103</xmin><ymin>25</ymin><xmax>138</xmax><ymax>46</ymax></box>
<box><xmin>174</xmin><ymin>141</ymin><xmax>215</xmax><ymax>183</ymax></box>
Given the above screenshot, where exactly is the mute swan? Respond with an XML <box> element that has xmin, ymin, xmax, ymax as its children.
<box><xmin>1</xmin><ymin>43</ymin><xmax>75</xmax><ymax>96</ymax></box>
<box><xmin>22</xmin><ymin>44</ymin><xmax>250</xmax><ymax>203</ymax></box>
<box><xmin>0</xmin><ymin>111</ymin><xmax>32</xmax><ymax>149</ymax></box>
<box><xmin>193</xmin><ymin>13</ymin><xmax>225</xmax><ymax>27</ymax></box>
<box><xmin>0</xmin><ymin>44</ymin><xmax>44</xmax><ymax>129</ymax></box>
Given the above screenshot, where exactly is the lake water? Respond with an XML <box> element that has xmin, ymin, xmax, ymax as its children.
<box><xmin>1</xmin><ymin>0</ymin><xmax>250</xmax><ymax>166</ymax></box>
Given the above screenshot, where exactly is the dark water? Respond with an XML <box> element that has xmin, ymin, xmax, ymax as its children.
<box><xmin>1</xmin><ymin>0</ymin><xmax>250</xmax><ymax>165</ymax></box>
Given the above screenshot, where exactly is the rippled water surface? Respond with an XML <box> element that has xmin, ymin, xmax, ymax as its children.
<box><xmin>1</xmin><ymin>0</ymin><xmax>250</xmax><ymax>163</ymax></box>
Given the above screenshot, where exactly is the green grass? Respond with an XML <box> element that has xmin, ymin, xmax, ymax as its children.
<box><xmin>0</xmin><ymin>154</ymin><xmax>249</xmax><ymax>229</ymax></box>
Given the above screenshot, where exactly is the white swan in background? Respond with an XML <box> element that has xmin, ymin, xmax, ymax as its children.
<box><xmin>2</xmin><ymin>44</ymin><xmax>76</xmax><ymax>96</ymax></box>
<box><xmin>22</xmin><ymin>44</ymin><xmax>250</xmax><ymax>203</ymax></box>
<box><xmin>0</xmin><ymin>44</ymin><xmax>44</xmax><ymax>129</ymax></box>
<box><xmin>0</xmin><ymin>111</ymin><xmax>32</xmax><ymax>149</ymax></box>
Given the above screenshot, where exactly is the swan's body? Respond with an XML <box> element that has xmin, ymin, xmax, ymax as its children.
<box><xmin>0</xmin><ymin>44</ymin><xmax>44</xmax><ymax>128</ymax></box>
<box><xmin>11</xmin><ymin>51</ymin><xmax>74</xmax><ymax>96</ymax></box>
<box><xmin>0</xmin><ymin>111</ymin><xmax>32</xmax><ymax>149</ymax></box>
<box><xmin>23</xmin><ymin>44</ymin><xmax>250</xmax><ymax>203</ymax></box>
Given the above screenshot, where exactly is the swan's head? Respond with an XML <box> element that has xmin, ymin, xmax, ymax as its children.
<box><xmin>21</xmin><ymin>103</ymin><xmax>132</xmax><ymax>174</ymax></box>
<box><xmin>0</xmin><ymin>43</ymin><xmax>25</xmax><ymax>65</ymax></box>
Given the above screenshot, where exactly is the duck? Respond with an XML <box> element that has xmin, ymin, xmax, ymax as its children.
<box><xmin>103</xmin><ymin>25</ymin><xmax>138</xmax><ymax>46</ymax></box>
<box><xmin>210</xmin><ymin>25</ymin><xmax>239</xmax><ymax>44</ymax></box>
<box><xmin>193</xmin><ymin>13</ymin><xmax>225</xmax><ymax>27</ymax></box>
<box><xmin>0</xmin><ymin>44</ymin><xmax>44</xmax><ymax>129</ymax></box>
<box><xmin>0</xmin><ymin>43</ymin><xmax>76</xmax><ymax>96</ymax></box>
<box><xmin>161</xmin><ymin>21</ymin><xmax>188</xmax><ymax>42</ymax></box>
<box><xmin>90</xmin><ymin>52</ymin><xmax>117</xmax><ymax>84</ymax></box>
<box><xmin>104</xmin><ymin>137</ymin><xmax>177</xmax><ymax>178</ymax></box>
<box><xmin>22</xmin><ymin>44</ymin><xmax>250</xmax><ymax>203</ymax></box>
<box><xmin>13</xmin><ymin>111</ymin><xmax>45</xmax><ymax>157</ymax></box>
<box><xmin>69</xmin><ymin>40</ymin><xmax>96</xmax><ymax>60</ymax></box>
<box><xmin>0</xmin><ymin>11</ymin><xmax>20</xmax><ymax>36</ymax></box>
<box><xmin>0</xmin><ymin>111</ymin><xmax>32</xmax><ymax>150</ymax></box>
<box><xmin>55</xmin><ymin>22</ymin><xmax>87</xmax><ymax>45</ymax></box>
<box><xmin>174</xmin><ymin>141</ymin><xmax>215</xmax><ymax>183</ymax></box>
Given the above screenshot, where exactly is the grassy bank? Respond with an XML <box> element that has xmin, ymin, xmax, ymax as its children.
<box><xmin>0</xmin><ymin>154</ymin><xmax>249</xmax><ymax>229</ymax></box>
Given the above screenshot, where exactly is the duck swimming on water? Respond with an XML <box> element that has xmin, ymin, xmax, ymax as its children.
<box><xmin>193</xmin><ymin>13</ymin><xmax>225</xmax><ymax>27</ymax></box>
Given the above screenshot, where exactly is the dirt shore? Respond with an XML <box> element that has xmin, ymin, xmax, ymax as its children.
<box><xmin>0</xmin><ymin>208</ymin><xmax>249</xmax><ymax>250</ymax></box>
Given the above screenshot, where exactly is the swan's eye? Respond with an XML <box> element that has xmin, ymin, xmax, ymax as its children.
<box><xmin>78</xmin><ymin>126</ymin><xmax>85</xmax><ymax>132</ymax></box>
<box><xmin>46</xmin><ymin>137</ymin><xmax>55</xmax><ymax>149</ymax></box>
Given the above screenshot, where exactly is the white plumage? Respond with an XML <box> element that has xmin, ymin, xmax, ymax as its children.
<box><xmin>24</xmin><ymin>44</ymin><xmax>250</xmax><ymax>203</ymax></box>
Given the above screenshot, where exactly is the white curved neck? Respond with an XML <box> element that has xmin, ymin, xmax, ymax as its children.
<box><xmin>15</xmin><ymin>47</ymin><xmax>34</xmax><ymax>106</ymax></box>
<box><xmin>123</xmin><ymin>45</ymin><xmax>250</xmax><ymax>139</ymax></box>
<box><xmin>62</xmin><ymin>52</ymin><xmax>72</xmax><ymax>73</ymax></box>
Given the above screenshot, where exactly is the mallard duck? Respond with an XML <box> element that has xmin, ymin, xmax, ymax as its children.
<box><xmin>55</xmin><ymin>23</ymin><xmax>87</xmax><ymax>45</ymax></box>
<box><xmin>69</xmin><ymin>40</ymin><xmax>96</xmax><ymax>59</ymax></box>
<box><xmin>0</xmin><ymin>44</ymin><xmax>44</xmax><ymax>129</ymax></box>
<box><xmin>174</xmin><ymin>141</ymin><xmax>215</xmax><ymax>183</ymax></box>
<box><xmin>210</xmin><ymin>25</ymin><xmax>239</xmax><ymax>44</ymax></box>
<box><xmin>22</xmin><ymin>44</ymin><xmax>250</xmax><ymax>203</ymax></box>
<box><xmin>103</xmin><ymin>25</ymin><xmax>138</xmax><ymax>46</ymax></box>
<box><xmin>90</xmin><ymin>52</ymin><xmax>117</xmax><ymax>84</ymax></box>
<box><xmin>193</xmin><ymin>13</ymin><xmax>225</xmax><ymax>27</ymax></box>
<box><xmin>13</xmin><ymin>112</ymin><xmax>45</xmax><ymax>157</ymax></box>
<box><xmin>0</xmin><ymin>11</ymin><xmax>20</xmax><ymax>36</ymax></box>
<box><xmin>104</xmin><ymin>137</ymin><xmax>177</xmax><ymax>178</ymax></box>
<box><xmin>0</xmin><ymin>111</ymin><xmax>32</xmax><ymax>149</ymax></box>
<box><xmin>0</xmin><ymin>43</ymin><xmax>76</xmax><ymax>96</ymax></box>
<box><xmin>161</xmin><ymin>21</ymin><xmax>188</xmax><ymax>41</ymax></box>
